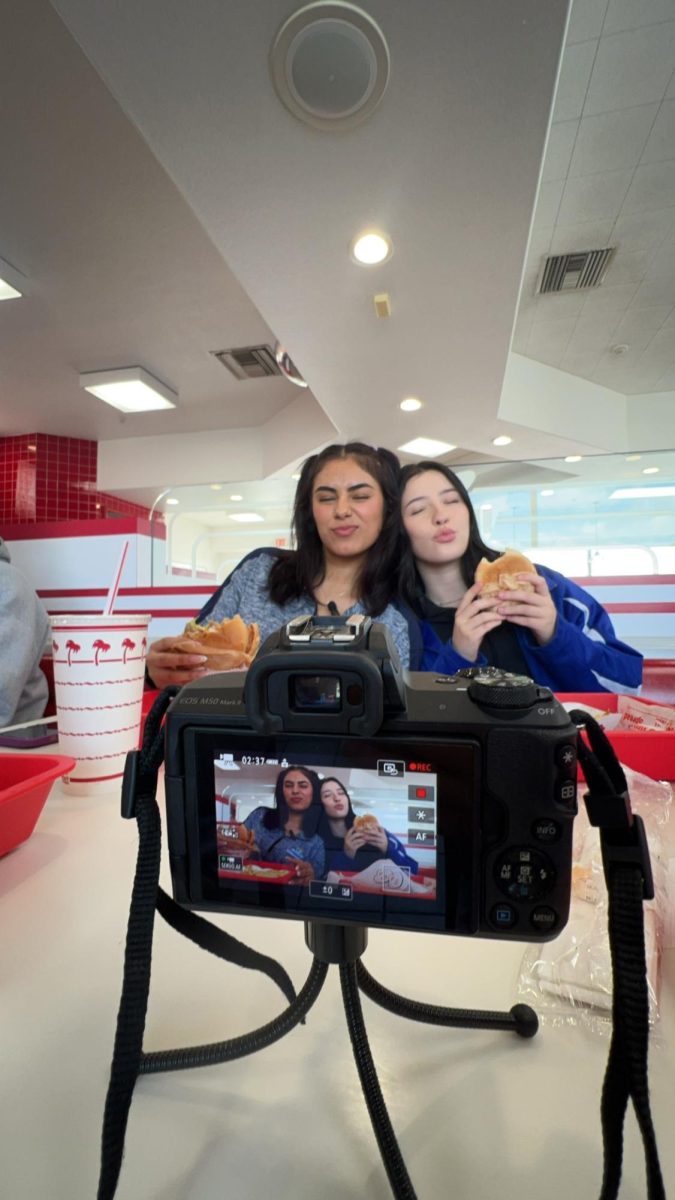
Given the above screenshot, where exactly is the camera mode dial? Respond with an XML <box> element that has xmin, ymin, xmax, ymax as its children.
<box><xmin>467</xmin><ymin>670</ymin><xmax>539</xmax><ymax>709</ymax></box>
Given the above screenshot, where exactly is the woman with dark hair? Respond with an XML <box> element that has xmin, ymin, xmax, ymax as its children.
<box><xmin>220</xmin><ymin>766</ymin><xmax>325</xmax><ymax>884</ymax></box>
<box><xmin>318</xmin><ymin>776</ymin><xmax>418</xmax><ymax>875</ymax></box>
<box><xmin>399</xmin><ymin>461</ymin><xmax>643</xmax><ymax>693</ymax></box>
<box><xmin>146</xmin><ymin>442</ymin><xmax>413</xmax><ymax>688</ymax></box>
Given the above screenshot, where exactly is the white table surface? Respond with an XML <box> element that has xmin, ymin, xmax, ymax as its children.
<box><xmin>1</xmin><ymin>774</ymin><xmax>673</xmax><ymax>1200</ymax></box>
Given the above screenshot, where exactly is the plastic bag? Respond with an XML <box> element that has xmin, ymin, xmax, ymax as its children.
<box><xmin>518</xmin><ymin>764</ymin><xmax>671</xmax><ymax>1034</ymax></box>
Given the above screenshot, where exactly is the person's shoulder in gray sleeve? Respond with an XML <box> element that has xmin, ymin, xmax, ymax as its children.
<box><xmin>0</xmin><ymin>537</ymin><xmax>50</xmax><ymax>727</ymax></box>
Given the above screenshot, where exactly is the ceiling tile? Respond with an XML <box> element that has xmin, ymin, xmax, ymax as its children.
<box><xmin>632</xmin><ymin>275</ymin><xmax>675</xmax><ymax>305</ymax></box>
<box><xmin>593</xmin><ymin>361</ymin><xmax>666</xmax><ymax>391</ymax></box>
<box><xmin>604</xmin><ymin>247</ymin><xmax>657</xmax><ymax>285</ymax></box>
<box><xmin>640</xmin><ymin>326</ymin><xmax>675</xmax><ymax>367</ymax></box>
<box><xmin>667</xmin><ymin>69</ymin><xmax>675</xmax><ymax>100</ymax></box>
<box><xmin>531</xmin><ymin>291</ymin><xmax>589</xmax><ymax>319</ymax></box>
<box><xmin>568</xmin><ymin>104</ymin><xmax>659</xmax><ymax>176</ymax></box>
<box><xmin>582</xmin><ymin>281</ymin><xmax>639</xmax><ymax>313</ymax></box>
<box><xmin>566</xmin><ymin>0</ymin><xmax>610</xmax><ymax>44</ymax></box>
<box><xmin>526</xmin><ymin>316</ymin><xmax>578</xmax><ymax>362</ymax></box>
<box><xmin>611</xmin><ymin>304</ymin><xmax>673</xmax><ymax>347</ymax></box>
<box><xmin>510</xmin><ymin>318</ymin><xmax>532</xmax><ymax>355</ymax></box>
<box><xmin>552</xmin><ymin>39</ymin><xmax>598</xmax><ymax>122</ymax></box>
<box><xmin>550</xmin><ymin>218</ymin><xmax>615</xmax><ymax>254</ymax></box>
<box><xmin>604</xmin><ymin>0</ymin><xmax>675</xmax><ymax>35</ymax></box>
<box><xmin>652</xmin><ymin>364</ymin><xmax>675</xmax><ymax>389</ymax></box>
<box><xmin>572</xmin><ymin>308</ymin><xmax>624</xmax><ymax>344</ymax></box>
<box><xmin>558</xmin><ymin>168</ymin><xmax>633</xmax><ymax>224</ymax></box>
<box><xmin>559</xmin><ymin>347</ymin><xmax>604</xmax><ymax>378</ymax></box>
<box><xmin>610</xmin><ymin>205</ymin><xmax>675</xmax><ymax>251</ymax></box>
<box><xmin>641</xmin><ymin>99</ymin><xmax>675</xmax><ymax>163</ymax></box>
<box><xmin>542</xmin><ymin>120</ymin><xmax>579</xmax><ymax>182</ymax></box>
<box><xmin>533</xmin><ymin>179</ymin><xmax>565</xmax><ymax>228</ymax></box>
<box><xmin>585</xmin><ymin>23</ymin><xmax>675</xmax><ymax>115</ymax></box>
<box><xmin>622</xmin><ymin>160</ymin><xmax>675</xmax><ymax>213</ymax></box>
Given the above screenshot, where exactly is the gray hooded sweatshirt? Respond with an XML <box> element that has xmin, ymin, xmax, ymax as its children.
<box><xmin>0</xmin><ymin>538</ymin><xmax>50</xmax><ymax>727</ymax></box>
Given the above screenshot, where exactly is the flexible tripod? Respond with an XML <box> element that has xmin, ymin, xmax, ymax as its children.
<box><xmin>98</xmin><ymin>689</ymin><xmax>664</xmax><ymax>1200</ymax></box>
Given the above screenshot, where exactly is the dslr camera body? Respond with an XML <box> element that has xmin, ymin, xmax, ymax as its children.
<box><xmin>164</xmin><ymin>615</ymin><xmax>578</xmax><ymax>941</ymax></box>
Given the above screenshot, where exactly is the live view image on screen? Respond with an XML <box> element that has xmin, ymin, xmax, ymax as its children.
<box><xmin>213</xmin><ymin>753</ymin><xmax>438</xmax><ymax>904</ymax></box>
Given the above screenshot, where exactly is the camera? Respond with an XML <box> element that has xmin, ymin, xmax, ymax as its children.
<box><xmin>164</xmin><ymin>615</ymin><xmax>578</xmax><ymax>941</ymax></box>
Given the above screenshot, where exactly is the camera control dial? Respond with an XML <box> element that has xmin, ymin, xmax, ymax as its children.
<box><xmin>467</xmin><ymin>669</ymin><xmax>539</xmax><ymax>709</ymax></box>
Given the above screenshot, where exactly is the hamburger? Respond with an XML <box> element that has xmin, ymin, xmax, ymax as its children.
<box><xmin>475</xmin><ymin>550</ymin><xmax>537</xmax><ymax>596</ymax></box>
<box><xmin>353</xmin><ymin>814</ymin><xmax>380</xmax><ymax>833</ymax></box>
<box><xmin>175</xmin><ymin>613</ymin><xmax>260</xmax><ymax>670</ymax></box>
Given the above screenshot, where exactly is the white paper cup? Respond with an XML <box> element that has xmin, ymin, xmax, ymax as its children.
<box><xmin>49</xmin><ymin>614</ymin><xmax>151</xmax><ymax>791</ymax></box>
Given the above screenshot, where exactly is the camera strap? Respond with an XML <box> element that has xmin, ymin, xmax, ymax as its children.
<box><xmin>571</xmin><ymin>710</ymin><xmax>665</xmax><ymax>1200</ymax></box>
<box><xmin>98</xmin><ymin>687</ymin><xmax>296</xmax><ymax>1200</ymax></box>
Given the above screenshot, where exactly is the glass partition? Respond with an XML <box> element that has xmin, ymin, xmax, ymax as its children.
<box><xmin>154</xmin><ymin>448</ymin><xmax>674</xmax><ymax>583</ymax></box>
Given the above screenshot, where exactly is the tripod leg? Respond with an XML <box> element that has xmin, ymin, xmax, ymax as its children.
<box><xmin>340</xmin><ymin>962</ymin><xmax>418</xmax><ymax>1200</ymax></box>
<box><xmin>356</xmin><ymin>960</ymin><xmax>538</xmax><ymax>1039</ymax></box>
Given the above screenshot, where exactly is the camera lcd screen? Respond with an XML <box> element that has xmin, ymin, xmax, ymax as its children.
<box><xmin>185</xmin><ymin>732</ymin><xmax>481</xmax><ymax>932</ymax></box>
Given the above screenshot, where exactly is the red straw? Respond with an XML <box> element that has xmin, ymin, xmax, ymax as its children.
<box><xmin>103</xmin><ymin>541</ymin><xmax>130</xmax><ymax>615</ymax></box>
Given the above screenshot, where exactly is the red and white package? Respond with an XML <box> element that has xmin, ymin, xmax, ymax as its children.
<box><xmin>615</xmin><ymin>696</ymin><xmax>675</xmax><ymax>733</ymax></box>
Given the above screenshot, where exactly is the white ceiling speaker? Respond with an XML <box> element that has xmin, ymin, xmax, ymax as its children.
<box><xmin>270</xmin><ymin>2</ymin><xmax>390</xmax><ymax>132</ymax></box>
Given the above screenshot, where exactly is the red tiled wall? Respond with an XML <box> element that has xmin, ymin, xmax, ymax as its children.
<box><xmin>0</xmin><ymin>433</ymin><xmax>154</xmax><ymax>523</ymax></box>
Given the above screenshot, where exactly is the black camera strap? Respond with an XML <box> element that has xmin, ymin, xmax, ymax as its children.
<box><xmin>98</xmin><ymin>687</ymin><xmax>297</xmax><ymax>1200</ymax></box>
<box><xmin>570</xmin><ymin>710</ymin><xmax>664</xmax><ymax>1200</ymax></box>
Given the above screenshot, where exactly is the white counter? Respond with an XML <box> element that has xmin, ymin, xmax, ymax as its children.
<box><xmin>1</xmin><ymin>780</ymin><xmax>673</xmax><ymax>1200</ymax></box>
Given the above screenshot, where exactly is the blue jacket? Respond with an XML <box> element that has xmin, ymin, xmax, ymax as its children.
<box><xmin>417</xmin><ymin>563</ymin><xmax>643</xmax><ymax>694</ymax></box>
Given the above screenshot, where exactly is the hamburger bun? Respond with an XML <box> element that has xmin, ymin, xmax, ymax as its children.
<box><xmin>354</xmin><ymin>814</ymin><xmax>379</xmax><ymax>832</ymax></box>
<box><xmin>475</xmin><ymin>550</ymin><xmax>536</xmax><ymax>596</ymax></box>
<box><xmin>175</xmin><ymin>614</ymin><xmax>260</xmax><ymax>669</ymax></box>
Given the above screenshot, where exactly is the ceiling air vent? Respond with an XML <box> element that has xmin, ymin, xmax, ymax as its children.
<box><xmin>212</xmin><ymin>344</ymin><xmax>281</xmax><ymax>380</ymax></box>
<box><xmin>538</xmin><ymin>247</ymin><xmax>615</xmax><ymax>294</ymax></box>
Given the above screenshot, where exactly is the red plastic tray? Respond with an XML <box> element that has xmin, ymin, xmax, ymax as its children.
<box><xmin>0</xmin><ymin>754</ymin><xmax>76</xmax><ymax>857</ymax></box>
<box><xmin>557</xmin><ymin>693</ymin><xmax>675</xmax><ymax>782</ymax></box>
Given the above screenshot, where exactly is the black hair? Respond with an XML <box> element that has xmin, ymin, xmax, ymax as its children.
<box><xmin>261</xmin><ymin>765</ymin><xmax>323</xmax><ymax>836</ymax></box>
<box><xmin>267</xmin><ymin>442</ymin><xmax>401</xmax><ymax>616</ymax></box>
<box><xmin>397</xmin><ymin>460</ymin><xmax>500</xmax><ymax>606</ymax></box>
<box><xmin>318</xmin><ymin>775</ymin><xmax>356</xmax><ymax>830</ymax></box>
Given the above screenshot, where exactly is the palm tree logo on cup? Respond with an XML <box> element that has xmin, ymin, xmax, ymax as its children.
<box><xmin>121</xmin><ymin>638</ymin><xmax>136</xmax><ymax>663</ymax></box>
<box><xmin>93</xmin><ymin>639</ymin><xmax>111</xmax><ymax>666</ymax></box>
<box><xmin>65</xmin><ymin>639</ymin><xmax>81</xmax><ymax>666</ymax></box>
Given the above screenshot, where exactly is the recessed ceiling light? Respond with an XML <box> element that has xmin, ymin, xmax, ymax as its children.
<box><xmin>210</xmin><ymin>483</ymin><xmax>223</xmax><ymax>491</ymax></box>
<box><xmin>351</xmin><ymin>231</ymin><xmax>392</xmax><ymax>265</ymax></box>
<box><xmin>165</xmin><ymin>498</ymin><xmax>179</xmax><ymax>506</ymax></box>
<box><xmin>540</xmin><ymin>489</ymin><xmax>555</xmax><ymax>496</ymax></box>
<box><xmin>625</xmin><ymin>454</ymin><xmax>642</xmax><ymax>462</ymax></box>
<box><xmin>642</xmin><ymin>466</ymin><xmax>660</xmax><ymax>475</ymax></box>
<box><xmin>479</xmin><ymin>503</ymin><xmax>493</xmax><ymax>511</ymax></box>
<box><xmin>610</xmin><ymin>485</ymin><xmax>675</xmax><ymax>499</ymax></box>
<box><xmin>400</xmin><ymin>397</ymin><xmax>422</xmax><ymax>412</ymax></box>
<box><xmin>80</xmin><ymin>366</ymin><xmax>177</xmax><ymax>413</ymax></box>
<box><xmin>564</xmin><ymin>455</ymin><xmax>582</xmax><ymax>463</ymax></box>
<box><xmin>492</xmin><ymin>435</ymin><xmax>512</xmax><ymax>447</ymax></box>
<box><xmin>398</xmin><ymin>436</ymin><xmax>456</xmax><ymax>458</ymax></box>
<box><xmin>229</xmin><ymin>512</ymin><xmax>264</xmax><ymax>523</ymax></box>
<box><xmin>230</xmin><ymin>494</ymin><xmax>243</xmax><ymax>501</ymax></box>
<box><xmin>291</xmin><ymin>472</ymin><xmax>301</xmax><ymax>481</ymax></box>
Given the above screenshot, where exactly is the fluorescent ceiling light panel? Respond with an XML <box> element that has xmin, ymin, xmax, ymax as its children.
<box><xmin>492</xmin><ymin>435</ymin><xmax>512</xmax><ymax>447</ymax></box>
<box><xmin>610</xmin><ymin>486</ymin><xmax>675</xmax><ymax>499</ymax></box>
<box><xmin>398</xmin><ymin>436</ymin><xmax>456</xmax><ymax>457</ymax></box>
<box><xmin>229</xmin><ymin>512</ymin><xmax>264</xmax><ymax>523</ymax></box>
<box><xmin>0</xmin><ymin>278</ymin><xmax>22</xmax><ymax>300</ymax></box>
<box><xmin>79</xmin><ymin>367</ymin><xmax>177</xmax><ymax>413</ymax></box>
<box><xmin>0</xmin><ymin>255</ymin><xmax>25</xmax><ymax>300</ymax></box>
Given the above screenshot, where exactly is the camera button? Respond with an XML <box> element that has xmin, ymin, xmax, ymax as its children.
<box><xmin>532</xmin><ymin>818</ymin><xmax>561</xmax><ymax>843</ymax></box>
<box><xmin>530</xmin><ymin>906</ymin><xmax>558</xmax><ymax>934</ymax></box>
<box><xmin>490</xmin><ymin>903</ymin><xmax>518</xmax><ymax>930</ymax></box>
<box><xmin>555</xmin><ymin>778</ymin><xmax>577</xmax><ymax>809</ymax></box>
<box><xmin>556</xmin><ymin>743</ymin><xmax>577</xmax><ymax>776</ymax></box>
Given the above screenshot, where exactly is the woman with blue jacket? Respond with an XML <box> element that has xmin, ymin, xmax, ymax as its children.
<box><xmin>398</xmin><ymin>461</ymin><xmax>643</xmax><ymax>694</ymax></box>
